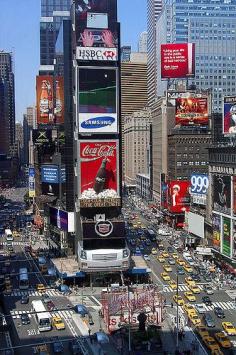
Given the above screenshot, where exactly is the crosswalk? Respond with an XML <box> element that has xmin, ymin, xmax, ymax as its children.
<box><xmin>10</xmin><ymin>309</ymin><xmax>74</xmax><ymax>320</ymax></box>
<box><xmin>197</xmin><ymin>300</ymin><xmax>236</xmax><ymax>312</ymax></box>
<box><xmin>163</xmin><ymin>284</ymin><xmax>204</xmax><ymax>293</ymax></box>
<box><xmin>4</xmin><ymin>289</ymin><xmax>61</xmax><ymax>297</ymax></box>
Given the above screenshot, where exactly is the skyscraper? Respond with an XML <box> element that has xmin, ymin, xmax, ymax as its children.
<box><xmin>40</xmin><ymin>0</ymin><xmax>71</xmax><ymax>68</ymax></box>
<box><xmin>0</xmin><ymin>51</ymin><xmax>15</xmax><ymax>155</ymax></box>
<box><xmin>147</xmin><ymin>0</ymin><xmax>163</xmax><ymax>107</ymax></box>
<box><xmin>138</xmin><ymin>31</ymin><xmax>148</xmax><ymax>53</ymax></box>
<box><xmin>156</xmin><ymin>0</ymin><xmax>236</xmax><ymax>112</ymax></box>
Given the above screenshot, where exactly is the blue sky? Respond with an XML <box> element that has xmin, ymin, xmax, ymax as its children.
<box><xmin>0</xmin><ymin>0</ymin><xmax>147</xmax><ymax>122</ymax></box>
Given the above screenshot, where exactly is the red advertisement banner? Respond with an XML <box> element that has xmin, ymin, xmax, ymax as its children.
<box><xmin>168</xmin><ymin>181</ymin><xmax>191</xmax><ymax>213</ymax></box>
<box><xmin>175</xmin><ymin>97</ymin><xmax>208</xmax><ymax>126</ymax></box>
<box><xmin>161</xmin><ymin>43</ymin><xmax>195</xmax><ymax>79</ymax></box>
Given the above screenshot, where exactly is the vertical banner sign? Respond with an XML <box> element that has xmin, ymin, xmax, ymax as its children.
<box><xmin>223</xmin><ymin>96</ymin><xmax>236</xmax><ymax>135</ymax></box>
<box><xmin>168</xmin><ymin>181</ymin><xmax>191</xmax><ymax>213</ymax></box>
<box><xmin>213</xmin><ymin>175</ymin><xmax>231</xmax><ymax>215</ymax></box>
<box><xmin>222</xmin><ymin>217</ymin><xmax>231</xmax><ymax>257</ymax></box>
<box><xmin>233</xmin><ymin>176</ymin><xmax>236</xmax><ymax>216</ymax></box>
<box><xmin>28</xmin><ymin>167</ymin><xmax>35</xmax><ymax>198</ymax></box>
<box><xmin>212</xmin><ymin>214</ymin><xmax>221</xmax><ymax>250</ymax></box>
<box><xmin>233</xmin><ymin>221</ymin><xmax>236</xmax><ymax>260</ymax></box>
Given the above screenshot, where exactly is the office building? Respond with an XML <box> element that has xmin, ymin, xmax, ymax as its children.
<box><xmin>138</xmin><ymin>31</ymin><xmax>148</xmax><ymax>53</ymax></box>
<box><xmin>121</xmin><ymin>46</ymin><xmax>131</xmax><ymax>62</ymax></box>
<box><xmin>147</xmin><ymin>0</ymin><xmax>163</xmax><ymax>107</ymax></box>
<box><xmin>23</xmin><ymin>106</ymin><xmax>36</xmax><ymax>166</ymax></box>
<box><xmin>156</xmin><ymin>0</ymin><xmax>236</xmax><ymax>112</ymax></box>
<box><xmin>0</xmin><ymin>51</ymin><xmax>15</xmax><ymax>155</ymax></box>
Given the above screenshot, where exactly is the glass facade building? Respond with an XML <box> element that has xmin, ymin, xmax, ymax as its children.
<box><xmin>156</xmin><ymin>0</ymin><xmax>236</xmax><ymax>112</ymax></box>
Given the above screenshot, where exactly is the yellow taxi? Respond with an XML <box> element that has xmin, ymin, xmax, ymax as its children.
<box><xmin>169</xmin><ymin>280</ymin><xmax>177</xmax><ymax>290</ymax></box>
<box><xmin>222</xmin><ymin>322</ymin><xmax>236</xmax><ymax>336</ymax></box>
<box><xmin>13</xmin><ymin>230</ymin><xmax>20</xmax><ymax>238</ymax></box>
<box><xmin>183</xmin><ymin>304</ymin><xmax>196</xmax><ymax>316</ymax></box>
<box><xmin>196</xmin><ymin>325</ymin><xmax>209</xmax><ymax>339</ymax></box>
<box><xmin>157</xmin><ymin>256</ymin><xmax>165</xmax><ymax>263</ymax></box>
<box><xmin>189</xmin><ymin>284</ymin><xmax>201</xmax><ymax>294</ymax></box>
<box><xmin>185</xmin><ymin>277</ymin><xmax>195</xmax><ymax>287</ymax></box>
<box><xmin>202</xmin><ymin>337</ymin><xmax>221</xmax><ymax>352</ymax></box>
<box><xmin>52</xmin><ymin>316</ymin><xmax>66</xmax><ymax>330</ymax></box>
<box><xmin>214</xmin><ymin>332</ymin><xmax>232</xmax><ymax>349</ymax></box>
<box><xmin>161</xmin><ymin>251</ymin><xmax>169</xmax><ymax>258</ymax></box>
<box><xmin>176</xmin><ymin>258</ymin><xmax>185</xmax><ymax>266</ymax></box>
<box><xmin>188</xmin><ymin>312</ymin><xmax>201</xmax><ymax>326</ymax></box>
<box><xmin>172</xmin><ymin>253</ymin><xmax>178</xmax><ymax>259</ymax></box>
<box><xmin>173</xmin><ymin>295</ymin><xmax>185</xmax><ymax>306</ymax></box>
<box><xmin>137</xmin><ymin>221</ymin><xmax>142</xmax><ymax>226</ymax></box>
<box><xmin>36</xmin><ymin>284</ymin><xmax>46</xmax><ymax>293</ymax></box>
<box><xmin>151</xmin><ymin>248</ymin><xmax>158</xmax><ymax>255</ymax></box>
<box><xmin>161</xmin><ymin>272</ymin><xmax>170</xmax><ymax>281</ymax></box>
<box><xmin>184</xmin><ymin>291</ymin><xmax>196</xmax><ymax>302</ymax></box>
<box><xmin>163</xmin><ymin>264</ymin><xmax>172</xmax><ymax>272</ymax></box>
<box><xmin>183</xmin><ymin>264</ymin><xmax>193</xmax><ymax>273</ymax></box>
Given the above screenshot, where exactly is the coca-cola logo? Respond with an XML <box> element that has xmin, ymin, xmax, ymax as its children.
<box><xmin>95</xmin><ymin>220</ymin><xmax>113</xmax><ymax>237</ymax></box>
<box><xmin>81</xmin><ymin>143</ymin><xmax>116</xmax><ymax>162</ymax></box>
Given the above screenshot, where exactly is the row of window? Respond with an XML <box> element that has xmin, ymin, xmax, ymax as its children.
<box><xmin>176</xmin><ymin>161</ymin><xmax>207</xmax><ymax>166</ymax></box>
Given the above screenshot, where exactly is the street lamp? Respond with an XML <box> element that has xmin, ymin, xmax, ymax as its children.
<box><xmin>176</xmin><ymin>273</ymin><xmax>179</xmax><ymax>350</ymax></box>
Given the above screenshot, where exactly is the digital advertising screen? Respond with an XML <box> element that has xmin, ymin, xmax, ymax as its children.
<box><xmin>161</xmin><ymin>43</ymin><xmax>195</xmax><ymax>79</ymax></box>
<box><xmin>223</xmin><ymin>96</ymin><xmax>236</xmax><ymax>135</ymax></box>
<box><xmin>49</xmin><ymin>207</ymin><xmax>68</xmax><ymax>231</ymax></box>
<box><xmin>213</xmin><ymin>175</ymin><xmax>231</xmax><ymax>215</ymax></box>
<box><xmin>78</xmin><ymin>67</ymin><xmax>118</xmax><ymax>133</ymax></box>
<box><xmin>75</xmin><ymin>0</ymin><xmax>117</xmax><ymax>23</ymax></box>
<box><xmin>222</xmin><ymin>216</ymin><xmax>231</xmax><ymax>258</ymax></box>
<box><xmin>28</xmin><ymin>167</ymin><xmax>35</xmax><ymax>198</ymax></box>
<box><xmin>79</xmin><ymin>140</ymin><xmax>120</xmax><ymax>207</ymax></box>
<box><xmin>41</xmin><ymin>165</ymin><xmax>66</xmax><ymax>184</ymax></box>
<box><xmin>168</xmin><ymin>180</ymin><xmax>191</xmax><ymax>213</ymax></box>
<box><xmin>32</xmin><ymin>130</ymin><xmax>52</xmax><ymax>146</ymax></box>
<box><xmin>233</xmin><ymin>221</ymin><xmax>236</xmax><ymax>260</ymax></box>
<box><xmin>175</xmin><ymin>97</ymin><xmax>208</xmax><ymax>126</ymax></box>
<box><xmin>190</xmin><ymin>174</ymin><xmax>209</xmax><ymax>195</ymax></box>
<box><xmin>212</xmin><ymin>213</ymin><xmax>221</xmax><ymax>250</ymax></box>
<box><xmin>233</xmin><ymin>176</ymin><xmax>236</xmax><ymax>216</ymax></box>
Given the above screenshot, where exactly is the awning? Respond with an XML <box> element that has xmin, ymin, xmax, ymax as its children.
<box><xmin>127</xmin><ymin>268</ymin><xmax>149</xmax><ymax>274</ymax></box>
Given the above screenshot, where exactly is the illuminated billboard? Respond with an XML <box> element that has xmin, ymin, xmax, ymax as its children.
<box><xmin>222</xmin><ymin>217</ymin><xmax>231</xmax><ymax>257</ymax></box>
<box><xmin>28</xmin><ymin>167</ymin><xmax>35</xmax><ymax>198</ymax></box>
<box><xmin>190</xmin><ymin>174</ymin><xmax>209</xmax><ymax>205</ymax></box>
<box><xmin>32</xmin><ymin>130</ymin><xmax>52</xmax><ymax>146</ymax></box>
<box><xmin>41</xmin><ymin>165</ymin><xmax>66</xmax><ymax>184</ymax></box>
<box><xmin>212</xmin><ymin>214</ymin><xmax>221</xmax><ymax>250</ymax></box>
<box><xmin>168</xmin><ymin>181</ymin><xmax>190</xmax><ymax>213</ymax></box>
<box><xmin>234</xmin><ymin>176</ymin><xmax>236</xmax><ymax>216</ymax></box>
<box><xmin>223</xmin><ymin>96</ymin><xmax>236</xmax><ymax>134</ymax></box>
<box><xmin>49</xmin><ymin>207</ymin><xmax>75</xmax><ymax>233</ymax></box>
<box><xmin>79</xmin><ymin>140</ymin><xmax>120</xmax><ymax>208</ymax></box>
<box><xmin>78</xmin><ymin>67</ymin><xmax>118</xmax><ymax>133</ymax></box>
<box><xmin>213</xmin><ymin>175</ymin><xmax>231</xmax><ymax>215</ymax></box>
<box><xmin>161</xmin><ymin>43</ymin><xmax>195</xmax><ymax>79</ymax></box>
<box><xmin>175</xmin><ymin>97</ymin><xmax>208</xmax><ymax>126</ymax></box>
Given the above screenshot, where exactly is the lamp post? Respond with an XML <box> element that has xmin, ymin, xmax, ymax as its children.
<box><xmin>176</xmin><ymin>273</ymin><xmax>179</xmax><ymax>350</ymax></box>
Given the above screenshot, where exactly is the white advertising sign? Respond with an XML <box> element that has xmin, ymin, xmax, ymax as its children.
<box><xmin>78</xmin><ymin>113</ymin><xmax>118</xmax><ymax>134</ymax></box>
<box><xmin>76</xmin><ymin>47</ymin><xmax>118</xmax><ymax>61</ymax></box>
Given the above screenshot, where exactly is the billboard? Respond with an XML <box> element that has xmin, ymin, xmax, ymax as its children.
<box><xmin>223</xmin><ymin>96</ymin><xmax>236</xmax><ymax>134</ymax></box>
<box><xmin>78</xmin><ymin>67</ymin><xmax>118</xmax><ymax>133</ymax></box>
<box><xmin>234</xmin><ymin>176</ymin><xmax>236</xmax><ymax>216</ymax></box>
<box><xmin>191</xmin><ymin>174</ymin><xmax>209</xmax><ymax>195</ymax></box>
<box><xmin>222</xmin><ymin>217</ymin><xmax>231</xmax><ymax>257</ymax></box>
<box><xmin>161</xmin><ymin>43</ymin><xmax>195</xmax><ymax>79</ymax></box>
<box><xmin>49</xmin><ymin>207</ymin><xmax>75</xmax><ymax>233</ymax></box>
<box><xmin>76</xmin><ymin>46</ymin><xmax>118</xmax><ymax>61</ymax></box>
<box><xmin>82</xmin><ymin>219</ymin><xmax>125</xmax><ymax>239</ymax></box>
<box><xmin>28</xmin><ymin>167</ymin><xmax>35</xmax><ymax>198</ymax></box>
<box><xmin>175</xmin><ymin>97</ymin><xmax>208</xmax><ymax>126</ymax></box>
<box><xmin>32</xmin><ymin>130</ymin><xmax>52</xmax><ymax>146</ymax></box>
<box><xmin>36</xmin><ymin>76</ymin><xmax>64</xmax><ymax>125</ymax></box>
<box><xmin>233</xmin><ymin>221</ymin><xmax>236</xmax><ymax>260</ymax></box>
<box><xmin>212</xmin><ymin>214</ymin><xmax>221</xmax><ymax>250</ymax></box>
<box><xmin>185</xmin><ymin>212</ymin><xmax>204</xmax><ymax>239</ymax></box>
<box><xmin>41</xmin><ymin>165</ymin><xmax>66</xmax><ymax>184</ymax></box>
<box><xmin>79</xmin><ymin>140</ymin><xmax>120</xmax><ymax>208</ymax></box>
<box><xmin>168</xmin><ymin>181</ymin><xmax>190</xmax><ymax>213</ymax></box>
<box><xmin>213</xmin><ymin>175</ymin><xmax>231</xmax><ymax>215</ymax></box>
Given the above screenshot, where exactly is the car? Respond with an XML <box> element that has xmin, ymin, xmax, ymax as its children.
<box><xmin>185</xmin><ymin>277</ymin><xmax>195</xmax><ymax>287</ymax></box>
<box><xmin>157</xmin><ymin>243</ymin><xmax>165</xmax><ymax>251</ymax></box>
<box><xmin>173</xmin><ymin>295</ymin><xmax>185</xmax><ymax>306</ymax></box>
<box><xmin>161</xmin><ymin>272</ymin><xmax>170</xmax><ymax>281</ymax></box>
<box><xmin>214</xmin><ymin>332</ymin><xmax>232</xmax><ymax>349</ymax></box>
<box><xmin>46</xmin><ymin>300</ymin><xmax>56</xmax><ymax>311</ymax></box>
<box><xmin>195</xmin><ymin>304</ymin><xmax>206</xmax><ymax>314</ymax></box>
<box><xmin>167</xmin><ymin>246</ymin><xmax>174</xmax><ymax>254</ymax></box>
<box><xmin>21</xmin><ymin>295</ymin><xmax>29</xmax><ymax>304</ymax></box>
<box><xmin>177</xmin><ymin>258</ymin><xmax>185</xmax><ymax>266</ymax></box>
<box><xmin>188</xmin><ymin>312</ymin><xmax>201</xmax><ymax>326</ymax></box>
<box><xmin>214</xmin><ymin>307</ymin><xmax>225</xmax><ymax>319</ymax></box>
<box><xmin>168</xmin><ymin>258</ymin><xmax>175</xmax><ymax>265</ymax></box>
<box><xmin>163</xmin><ymin>264</ymin><xmax>172</xmax><ymax>272</ymax></box>
<box><xmin>161</xmin><ymin>251</ymin><xmax>169</xmax><ymax>258</ymax></box>
<box><xmin>172</xmin><ymin>252</ymin><xmax>178</xmax><ymax>259</ymax></box>
<box><xmin>183</xmin><ymin>264</ymin><xmax>193</xmax><ymax>273</ymax></box>
<box><xmin>189</xmin><ymin>284</ymin><xmax>201</xmax><ymax>294</ymax></box>
<box><xmin>52</xmin><ymin>340</ymin><xmax>64</xmax><ymax>353</ymax></box>
<box><xmin>151</xmin><ymin>248</ymin><xmax>158</xmax><ymax>255</ymax></box>
<box><xmin>157</xmin><ymin>256</ymin><xmax>165</xmax><ymax>263</ymax></box>
<box><xmin>203</xmin><ymin>274</ymin><xmax>212</xmax><ymax>283</ymax></box>
<box><xmin>203</xmin><ymin>313</ymin><xmax>215</xmax><ymax>328</ymax></box>
<box><xmin>203</xmin><ymin>285</ymin><xmax>214</xmax><ymax>295</ymax></box>
<box><xmin>190</xmin><ymin>273</ymin><xmax>201</xmax><ymax>282</ymax></box>
<box><xmin>177</xmin><ymin>266</ymin><xmax>185</xmax><ymax>275</ymax></box>
<box><xmin>184</xmin><ymin>291</ymin><xmax>196</xmax><ymax>302</ymax></box>
<box><xmin>143</xmin><ymin>254</ymin><xmax>150</xmax><ymax>261</ymax></box>
<box><xmin>202</xmin><ymin>336</ymin><xmax>221</xmax><ymax>352</ymax></box>
<box><xmin>168</xmin><ymin>280</ymin><xmax>177</xmax><ymax>290</ymax></box>
<box><xmin>196</xmin><ymin>325</ymin><xmax>209</xmax><ymax>338</ymax></box>
<box><xmin>52</xmin><ymin>316</ymin><xmax>65</xmax><ymax>330</ymax></box>
<box><xmin>36</xmin><ymin>284</ymin><xmax>46</xmax><ymax>293</ymax></box>
<box><xmin>145</xmin><ymin>239</ymin><xmax>151</xmax><ymax>246</ymax></box>
<box><xmin>20</xmin><ymin>313</ymin><xmax>30</xmax><ymax>325</ymax></box>
<box><xmin>202</xmin><ymin>296</ymin><xmax>212</xmax><ymax>306</ymax></box>
<box><xmin>183</xmin><ymin>304</ymin><xmax>196</xmax><ymax>316</ymax></box>
<box><xmin>222</xmin><ymin>322</ymin><xmax>236</xmax><ymax>336</ymax></box>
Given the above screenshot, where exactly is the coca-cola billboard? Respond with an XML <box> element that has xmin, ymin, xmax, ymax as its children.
<box><xmin>79</xmin><ymin>140</ymin><xmax>120</xmax><ymax>207</ymax></box>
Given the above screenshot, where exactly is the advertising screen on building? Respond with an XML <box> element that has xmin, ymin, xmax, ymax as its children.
<box><xmin>168</xmin><ymin>181</ymin><xmax>190</xmax><ymax>213</ymax></box>
<box><xmin>82</xmin><ymin>219</ymin><xmax>125</xmax><ymax>239</ymax></box>
<box><xmin>190</xmin><ymin>174</ymin><xmax>209</xmax><ymax>195</ymax></box>
<box><xmin>161</xmin><ymin>43</ymin><xmax>195</xmax><ymax>79</ymax></box>
<box><xmin>233</xmin><ymin>176</ymin><xmax>236</xmax><ymax>216</ymax></box>
<box><xmin>212</xmin><ymin>214</ymin><xmax>221</xmax><ymax>250</ymax></box>
<box><xmin>41</xmin><ymin>165</ymin><xmax>66</xmax><ymax>184</ymax></box>
<box><xmin>233</xmin><ymin>221</ymin><xmax>236</xmax><ymax>260</ymax></box>
<box><xmin>32</xmin><ymin>130</ymin><xmax>52</xmax><ymax>146</ymax></box>
<box><xmin>78</xmin><ymin>67</ymin><xmax>118</xmax><ymax>133</ymax></box>
<box><xmin>28</xmin><ymin>167</ymin><xmax>35</xmax><ymax>198</ymax></box>
<box><xmin>79</xmin><ymin>140</ymin><xmax>120</xmax><ymax>208</ymax></box>
<box><xmin>175</xmin><ymin>97</ymin><xmax>208</xmax><ymax>126</ymax></box>
<box><xmin>223</xmin><ymin>96</ymin><xmax>236</xmax><ymax>135</ymax></box>
<box><xmin>36</xmin><ymin>76</ymin><xmax>64</xmax><ymax>125</ymax></box>
<box><xmin>213</xmin><ymin>175</ymin><xmax>231</xmax><ymax>215</ymax></box>
<box><xmin>222</xmin><ymin>216</ymin><xmax>231</xmax><ymax>257</ymax></box>
<box><xmin>49</xmin><ymin>207</ymin><xmax>75</xmax><ymax>233</ymax></box>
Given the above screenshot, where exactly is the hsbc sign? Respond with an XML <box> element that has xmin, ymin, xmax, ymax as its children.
<box><xmin>76</xmin><ymin>47</ymin><xmax>117</xmax><ymax>61</ymax></box>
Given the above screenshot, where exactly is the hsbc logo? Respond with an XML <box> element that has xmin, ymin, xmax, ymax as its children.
<box><xmin>76</xmin><ymin>47</ymin><xmax>117</xmax><ymax>61</ymax></box>
<box><xmin>95</xmin><ymin>220</ymin><xmax>113</xmax><ymax>237</ymax></box>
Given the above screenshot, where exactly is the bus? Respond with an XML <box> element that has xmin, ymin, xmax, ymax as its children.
<box><xmin>5</xmin><ymin>229</ymin><xmax>13</xmax><ymax>241</ymax></box>
<box><xmin>31</xmin><ymin>300</ymin><xmax>51</xmax><ymax>332</ymax></box>
<box><xmin>19</xmin><ymin>268</ymin><xmax>29</xmax><ymax>290</ymax></box>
